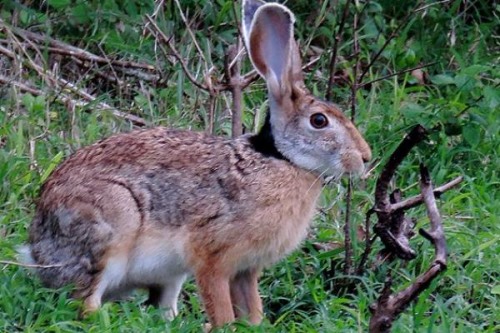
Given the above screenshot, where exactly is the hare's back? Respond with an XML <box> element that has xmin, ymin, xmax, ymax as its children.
<box><xmin>36</xmin><ymin>128</ymin><xmax>273</xmax><ymax>224</ymax></box>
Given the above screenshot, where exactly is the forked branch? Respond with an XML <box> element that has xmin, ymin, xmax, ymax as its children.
<box><xmin>373</xmin><ymin>125</ymin><xmax>428</xmax><ymax>259</ymax></box>
<box><xmin>368</xmin><ymin>164</ymin><xmax>449</xmax><ymax>333</ymax></box>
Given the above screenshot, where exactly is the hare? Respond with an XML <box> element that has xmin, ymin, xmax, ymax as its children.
<box><xmin>24</xmin><ymin>0</ymin><xmax>371</xmax><ymax>328</ymax></box>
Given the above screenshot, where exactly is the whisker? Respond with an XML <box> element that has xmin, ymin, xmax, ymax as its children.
<box><xmin>306</xmin><ymin>168</ymin><xmax>329</xmax><ymax>194</ymax></box>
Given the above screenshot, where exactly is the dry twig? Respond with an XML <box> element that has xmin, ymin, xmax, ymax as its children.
<box><xmin>0</xmin><ymin>75</ymin><xmax>147</xmax><ymax>126</ymax></box>
<box><xmin>145</xmin><ymin>15</ymin><xmax>209</xmax><ymax>91</ymax></box>
<box><xmin>1</xmin><ymin>25</ymin><xmax>156</xmax><ymax>71</ymax></box>
<box><xmin>325</xmin><ymin>0</ymin><xmax>351</xmax><ymax>101</ymax></box>
<box><xmin>225</xmin><ymin>42</ymin><xmax>244</xmax><ymax>137</ymax></box>
<box><xmin>368</xmin><ymin>164</ymin><xmax>448</xmax><ymax>333</ymax></box>
<box><xmin>373</xmin><ymin>125</ymin><xmax>428</xmax><ymax>259</ymax></box>
<box><xmin>0</xmin><ymin>260</ymin><xmax>65</xmax><ymax>269</ymax></box>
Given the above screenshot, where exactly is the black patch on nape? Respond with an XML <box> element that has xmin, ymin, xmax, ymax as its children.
<box><xmin>249</xmin><ymin>112</ymin><xmax>289</xmax><ymax>161</ymax></box>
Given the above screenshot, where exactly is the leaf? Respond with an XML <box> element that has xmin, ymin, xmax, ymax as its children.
<box><xmin>431</xmin><ymin>74</ymin><xmax>455</xmax><ymax>85</ymax></box>
<box><xmin>40</xmin><ymin>151</ymin><xmax>64</xmax><ymax>183</ymax></box>
<box><xmin>21</xmin><ymin>93</ymin><xmax>35</xmax><ymax>111</ymax></box>
<box><xmin>317</xmin><ymin>247</ymin><xmax>344</xmax><ymax>260</ymax></box>
<box><xmin>402</xmin><ymin>102</ymin><xmax>425</xmax><ymax>120</ymax></box>
<box><xmin>462</xmin><ymin>236</ymin><xmax>499</xmax><ymax>261</ymax></box>
<box><xmin>47</xmin><ymin>0</ymin><xmax>71</xmax><ymax>9</ymax></box>
<box><xmin>462</xmin><ymin>65</ymin><xmax>490</xmax><ymax>76</ymax></box>
<box><xmin>483</xmin><ymin>86</ymin><xmax>500</xmax><ymax>109</ymax></box>
<box><xmin>492</xmin><ymin>285</ymin><xmax>500</xmax><ymax>295</ymax></box>
<box><xmin>71</xmin><ymin>3</ymin><xmax>91</xmax><ymax>24</ymax></box>
<box><xmin>462</xmin><ymin>123</ymin><xmax>481</xmax><ymax>146</ymax></box>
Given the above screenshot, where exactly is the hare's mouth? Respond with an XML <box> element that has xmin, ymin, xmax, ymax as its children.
<box><xmin>321</xmin><ymin>169</ymin><xmax>343</xmax><ymax>185</ymax></box>
<box><xmin>322</xmin><ymin>166</ymin><xmax>368</xmax><ymax>186</ymax></box>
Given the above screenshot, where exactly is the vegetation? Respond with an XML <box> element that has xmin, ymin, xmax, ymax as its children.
<box><xmin>0</xmin><ymin>0</ymin><xmax>498</xmax><ymax>331</ymax></box>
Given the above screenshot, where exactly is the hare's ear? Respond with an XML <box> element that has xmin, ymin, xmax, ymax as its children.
<box><xmin>243</xmin><ymin>3</ymin><xmax>298</xmax><ymax>101</ymax></box>
<box><xmin>242</xmin><ymin>0</ymin><xmax>265</xmax><ymax>45</ymax></box>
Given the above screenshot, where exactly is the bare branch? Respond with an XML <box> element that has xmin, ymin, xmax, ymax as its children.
<box><xmin>358</xmin><ymin>1</ymin><xmax>426</xmax><ymax>84</ymax></box>
<box><xmin>418</xmin><ymin>164</ymin><xmax>447</xmax><ymax>264</ymax></box>
<box><xmin>368</xmin><ymin>164</ymin><xmax>448</xmax><ymax>333</ymax></box>
<box><xmin>350</xmin><ymin>1</ymin><xmax>360</xmax><ymax>121</ymax></box>
<box><xmin>356</xmin><ymin>208</ymin><xmax>375</xmax><ymax>275</ymax></box>
<box><xmin>343</xmin><ymin>179</ymin><xmax>354</xmax><ymax>275</ymax></box>
<box><xmin>325</xmin><ymin>0</ymin><xmax>351</xmax><ymax>101</ymax></box>
<box><xmin>0</xmin><ymin>75</ymin><xmax>40</xmax><ymax>95</ymax></box>
<box><xmin>0</xmin><ymin>75</ymin><xmax>147</xmax><ymax>127</ymax></box>
<box><xmin>359</xmin><ymin>62</ymin><xmax>437</xmax><ymax>87</ymax></box>
<box><xmin>0</xmin><ymin>260</ymin><xmax>65</xmax><ymax>269</ymax></box>
<box><xmin>145</xmin><ymin>15</ymin><xmax>209</xmax><ymax>91</ymax></box>
<box><xmin>173</xmin><ymin>0</ymin><xmax>208</xmax><ymax>72</ymax></box>
<box><xmin>225</xmin><ymin>42</ymin><xmax>244</xmax><ymax>137</ymax></box>
<box><xmin>0</xmin><ymin>44</ymin><xmax>15</xmax><ymax>58</ymax></box>
<box><xmin>375</xmin><ymin>125</ymin><xmax>428</xmax><ymax>208</ymax></box>
<box><xmin>391</xmin><ymin>176</ymin><xmax>463</xmax><ymax>212</ymax></box>
<box><xmin>372</xmin><ymin>125</ymin><xmax>427</xmax><ymax>259</ymax></box>
<box><xmin>1</xmin><ymin>25</ymin><xmax>156</xmax><ymax>71</ymax></box>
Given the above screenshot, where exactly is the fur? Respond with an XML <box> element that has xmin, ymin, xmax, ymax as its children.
<box><xmin>26</xmin><ymin>0</ymin><xmax>371</xmax><ymax>328</ymax></box>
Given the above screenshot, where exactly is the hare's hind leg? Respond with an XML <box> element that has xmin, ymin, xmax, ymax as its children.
<box><xmin>230</xmin><ymin>268</ymin><xmax>263</xmax><ymax>324</ymax></box>
<box><xmin>147</xmin><ymin>274</ymin><xmax>187</xmax><ymax>319</ymax></box>
<box><xmin>83</xmin><ymin>256</ymin><xmax>128</xmax><ymax>314</ymax></box>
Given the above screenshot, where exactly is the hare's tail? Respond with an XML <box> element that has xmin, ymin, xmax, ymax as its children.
<box><xmin>16</xmin><ymin>244</ymin><xmax>35</xmax><ymax>267</ymax></box>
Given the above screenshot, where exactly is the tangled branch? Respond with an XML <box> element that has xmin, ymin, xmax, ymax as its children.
<box><xmin>354</xmin><ymin>124</ymin><xmax>463</xmax><ymax>332</ymax></box>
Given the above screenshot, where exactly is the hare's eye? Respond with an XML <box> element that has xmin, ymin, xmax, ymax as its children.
<box><xmin>310</xmin><ymin>113</ymin><xmax>328</xmax><ymax>129</ymax></box>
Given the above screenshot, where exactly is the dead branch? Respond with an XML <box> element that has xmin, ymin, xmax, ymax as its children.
<box><xmin>1</xmin><ymin>20</ymin><xmax>148</xmax><ymax>126</ymax></box>
<box><xmin>358</xmin><ymin>1</ymin><xmax>428</xmax><ymax>84</ymax></box>
<box><xmin>368</xmin><ymin>164</ymin><xmax>448</xmax><ymax>333</ymax></box>
<box><xmin>0</xmin><ymin>259</ymin><xmax>65</xmax><ymax>269</ymax></box>
<box><xmin>356</xmin><ymin>174</ymin><xmax>460</xmax><ymax>276</ymax></box>
<box><xmin>0</xmin><ymin>25</ymin><xmax>156</xmax><ymax>71</ymax></box>
<box><xmin>0</xmin><ymin>43</ymin><xmax>15</xmax><ymax>58</ymax></box>
<box><xmin>173</xmin><ymin>0</ymin><xmax>208</xmax><ymax>72</ymax></box>
<box><xmin>145</xmin><ymin>15</ymin><xmax>209</xmax><ymax>91</ymax></box>
<box><xmin>343</xmin><ymin>179</ymin><xmax>354</xmax><ymax>274</ymax></box>
<box><xmin>391</xmin><ymin>176</ymin><xmax>463</xmax><ymax>213</ymax></box>
<box><xmin>359</xmin><ymin>62</ymin><xmax>437</xmax><ymax>88</ymax></box>
<box><xmin>356</xmin><ymin>209</ymin><xmax>375</xmax><ymax>274</ymax></box>
<box><xmin>418</xmin><ymin>164</ymin><xmax>447</xmax><ymax>264</ymax></box>
<box><xmin>225</xmin><ymin>42</ymin><xmax>244</xmax><ymax>137</ymax></box>
<box><xmin>0</xmin><ymin>75</ymin><xmax>40</xmax><ymax>95</ymax></box>
<box><xmin>374</xmin><ymin>125</ymin><xmax>428</xmax><ymax>260</ymax></box>
<box><xmin>325</xmin><ymin>0</ymin><xmax>351</xmax><ymax>101</ymax></box>
<box><xmin>341</xmin><ymin>0</ymin><xmax>362</xmax><ymax>275</ymax></box>
<box><xmin>350</xmin><ymin>2</ymin><xmax>361</xmax><ymax>121</ymax></box>
<box><xmin>0</xmin><ymin>75</ymin><xmax>147</xmax><ymax>126</ymax></box>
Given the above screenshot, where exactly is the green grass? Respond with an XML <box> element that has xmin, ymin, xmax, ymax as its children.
<box><xmin>1</xmin><ymin>0</ymin><xmax>499</xmax><ymax>332</ymax></box>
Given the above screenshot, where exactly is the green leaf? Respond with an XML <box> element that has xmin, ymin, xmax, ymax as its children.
<box><xmin>21</xmin><ymin>93</ymin><xmax>35</xmax><ymax>111</ymax></box>
<box><xmin>40</xmin><ymin>151</ymin><xmax>64</xmax><ymax>183</ymax></box>
<box><xmin>483</xmin><ymin>86</ymin><xmax>500</xmax><ymax>109</ymax></box>
<box><xmin>462</xmin><ymin>64</ymin><xmax>490</xmax><ymax>76</ymax></box>
<box><xmin>462</xmin><ymin>236</ymin><xmax>500</xmax><ymax>260</ymax></box>
<box><xmin>492</xmin><ymin>285</ymin><xmax>500</xmax><ymax>295</ymax></box>
<box><xmin>71</xmin><ymin>3</ymin><xmax>91</xmax><ymax>24</ymax></box>
<box><xmin>462</xmin><ymin>123</ymin><xmax>481</xmax><ymax>146</ymax></box>
<box><xmin>47</xmin><ymin>0</ymin><xmax>71</xmax><ymax>9</ymax></box>
<box><xmin>431</xmin><ymin>74</ymin><xmax>455</xmax><ymax>85</ymax></box>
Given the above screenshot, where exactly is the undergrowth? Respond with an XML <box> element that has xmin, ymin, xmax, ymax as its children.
<box><xmin>0</xmin><ymin>0</ymin><xmax>498</xmax><ymax>332</ymax></box>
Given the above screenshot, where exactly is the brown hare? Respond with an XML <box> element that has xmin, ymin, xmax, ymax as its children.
<box><xmin>23</xmin><ymin>0</ymin><xmax>371</xmax><ymax>328</ymax></box>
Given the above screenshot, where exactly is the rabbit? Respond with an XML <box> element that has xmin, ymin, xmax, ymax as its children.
<box><xmin>23</xmin><ymin>0</ymin><xmax>371</xmax><ymax>328</ymax></box>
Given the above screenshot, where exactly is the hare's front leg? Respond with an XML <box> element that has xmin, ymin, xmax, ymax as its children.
<box><xmin>195</xmin><ymin>267</ymin><xmax>235</xmax><ymax>327</ymax></box>
<box><xmin>230</xmin><ymin>268</ymin><xmax>263</xmax><ymax>324</ymax></box>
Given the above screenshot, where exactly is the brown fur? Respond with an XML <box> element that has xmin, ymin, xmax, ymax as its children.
<box><xmin>27</xmin><ymin>0</ymin><xmax>372</xmax><ymax>328</ymax></box>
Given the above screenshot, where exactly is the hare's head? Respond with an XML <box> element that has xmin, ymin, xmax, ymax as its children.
<box><xmin>243</xmin><ymin>0</ymin><xmax>371</xmax><ymax>180</ymax></box>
